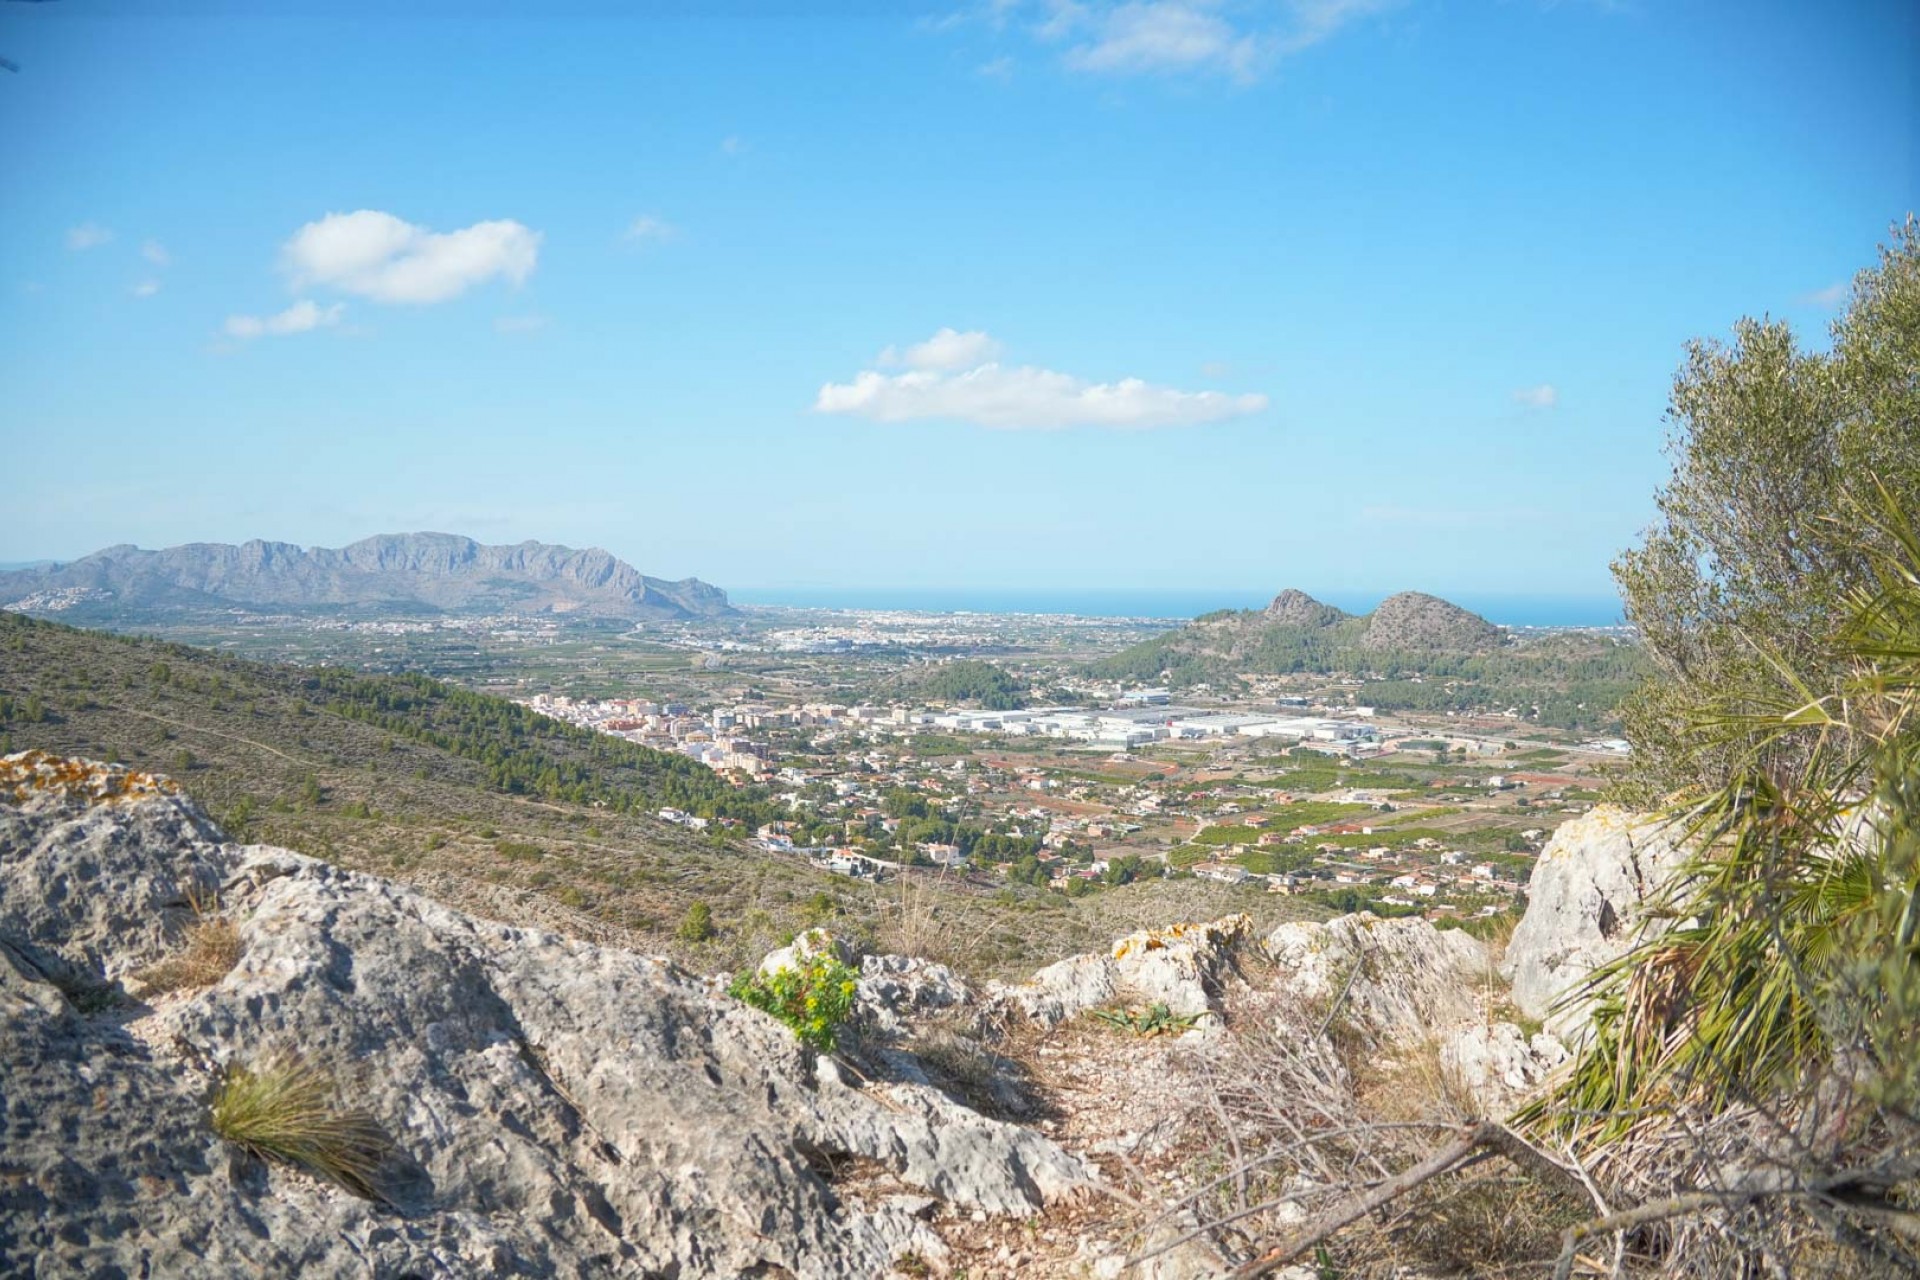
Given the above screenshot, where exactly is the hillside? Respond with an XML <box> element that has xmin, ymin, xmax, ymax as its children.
<box><xmin>1092</xmin><ymin>588</ymin><xmax>1640</xmax><ymax>730</ymax></box>
<box><xmin>887</xmin><ymin>659</ymin><xmax>1028</xmax><ymax>710</ymax></box>
<box><xmin>0</xmin><ymin>532</ymin><xmax>733</xmax><ymax>623</ymax></box>
<box><xmin>1093</xmin><ymin>587</ymin><xmax>1507</xmax><ymax>681</ymax></box>
<box><xmin>0</xmin><ymin>613</ymin><xmax>1308</xmax><ymax>977</ymax></box>
<box><xmin>0</xmin><ymin>758</ymin><xmax>1597</xmax><ymax>1278</ymax></box>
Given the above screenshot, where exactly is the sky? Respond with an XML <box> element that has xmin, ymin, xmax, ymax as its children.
<box><xmin>1</xmin><ymin>0</ymin><xmax>1913</xmax><ymax>605</ymax></box>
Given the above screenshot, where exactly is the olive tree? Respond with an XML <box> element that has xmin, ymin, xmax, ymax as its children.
<box><xmin>1614</xmin><ymin>218</ymin><xmax>1920</xmax><ymax>797</ymax></box>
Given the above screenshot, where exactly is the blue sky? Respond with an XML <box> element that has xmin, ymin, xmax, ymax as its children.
<box><xmin>1</xmin><ymin>0</ymin><xmax>1912</xmax><ymax>605</ymax></box>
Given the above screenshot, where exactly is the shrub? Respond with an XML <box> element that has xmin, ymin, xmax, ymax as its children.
<box><xmin>676</xmin><ymin>900</ymin><xmax>716</xmax><ymax>943</ymax></box>
<box><xmin>1091</xmin><ymin>1002</ymin><xmax>1201</xmax><ymax>1037</ymax></box>
<box><xmin>209</xmin><ymin>1056</ymin><xmax>391</xmax><ymax>1200</ymax></box>
<box><xmin>727</xmin><ymin>953</ymin><xmax>859</xmax><ymax>1052</ymax></box>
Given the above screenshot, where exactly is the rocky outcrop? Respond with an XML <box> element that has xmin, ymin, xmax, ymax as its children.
<box><xmin>1502</xmin><ymin>805</ymin><xmax>1691</xmax><ymax>1029</ymax></box>
<box><xmin>989</xmin><ymin>916</ymin><xmax>1253</xmax><ymax>1028</ymax></box>
<box><xmin>1260</xmin><ymin>589</ymin><xmax>1348</xmax><ymax>629</ymax></box>
<box><xmin>0</xmin><ymin>755</ymin><xmax>1088</xmax><ymax>1279</ymax></box>
<box><xmin>1264</xmin><ymin>913</ymin><xmax>1491</xmax><ymax>1045</ymax></box>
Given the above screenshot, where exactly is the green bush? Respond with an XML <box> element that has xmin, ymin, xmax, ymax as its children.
<box><xmin>727</xmin><ymin>952</ymin><xmax>859</xmax><ymax>1052</ymax></box>
<box><xmin>676</xmin><ymin>900</ymin><xmax>716</xmax><ymax>942</ymax></box>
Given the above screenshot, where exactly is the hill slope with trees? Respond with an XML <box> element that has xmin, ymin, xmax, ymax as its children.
<box><xmin>0</xmin><ymin>613</ymin><xmax>1301</xmax><ymax>978</ymax></box>
<box><xmin>1089</xmin><ymin>588</ymin><xmax>1638</xmax><ymax>730</ymax></box>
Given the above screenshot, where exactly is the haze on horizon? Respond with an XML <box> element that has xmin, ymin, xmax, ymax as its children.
<box><xmin>1</xmin><ymin>0</ymin><xmax>1912</xmax><ymax>600</ymax></box>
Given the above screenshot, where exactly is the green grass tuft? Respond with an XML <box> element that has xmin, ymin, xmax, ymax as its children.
<box><xmin>209</xmin><ymin>1056</ymin><xmax>392</xmax><ymax>1199</ymax></box>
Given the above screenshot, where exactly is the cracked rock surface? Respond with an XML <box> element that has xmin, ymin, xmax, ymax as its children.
<box><xmin>0</xmin><ymin>754</ymin><xmax>1091</xmax><ymax>1279</ymax></box>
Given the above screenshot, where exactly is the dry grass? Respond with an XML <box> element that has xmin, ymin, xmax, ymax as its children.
<box><xmin>1352</xmin><ymin>1036</ymin><xmax>1479</xmax><ymax>1127</ymax></box>
<box><xmin>868</xmin><ymin>869</ymin><xmax>973</xmax><ymax>967</ymax></box>
<box><xmin>133</xmin><ymin>917</ymin><xmax>243</xmax><ymax>996</ymax></box>
<box><xmin>209</xmin><ymin>1056</ymin><xmax>392</xmax><ymax>1200</ymax></box>
<box><xmin>1149</xmin><ymin>991</ymin><xmax>1593</xmax><ymax>1278</ymax></box>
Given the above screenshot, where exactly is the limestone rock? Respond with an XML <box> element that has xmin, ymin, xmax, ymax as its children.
<box><xmin>1502</xmin><ymin>805</ymin><xmax>1690</xmax><ymax>1028</ymax></box>
<box><xmin>991</xmin><ymin>915</ymin><xmax>1252</xmax><ymax>1028</ymax></box>
<box><xmin>0</xmin><ymin>751</ymin><xmax>232</xmax><ymax>984</ymax></box>
<box><xmin>758</xmin><ymin>924</ymin><xmax>859</xmax><ymax>976</ymax></box>
<box><xmin>0</xmin><ymin>762</ymin><xmax>1093</xmax><ymax>1279</ymax></box>
<box><xmin>856</xmin><ymin>953</ymin><xmax>973</xmax><ymax>1039</ymax></box>
<box><xmin>1264</xmin><ymin>913</ymin><xmax>1489</xmax><ymax>1045</ymax></box>
<box><xmin>1441</xmin><ymin>1022</ymin><xmax>1570</xmax><ymax>1107</ymax></box>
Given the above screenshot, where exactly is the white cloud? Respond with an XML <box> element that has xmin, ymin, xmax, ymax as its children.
<box><xmin>494</xmin><ymin>314</ymin><xmax>550</xmax><ymax>334</ymax></box>
<box><xmin>279</xmin><ymin>210</ymin><xmax>540</xmax><ymax>305</ymax></box>
<box><xmin>224</xmin><ymin>299</ymin><xmax>345</xmax><ymax>340</ymax></box>
<box><xmin>1800</xmin><ymin>281</ymin><xmax>1847</xmax><ymax>309</ymax></box>
<box><xmin>878</xmin><ymin>327</ymin><xmax>1004</xmax><ymax>371</ymax></box>
<box><xmin>972</xmin><ymin>0</ymin><xmax>1393</xmax><ymax>81</ymax></box>
<box><xmin>1512</xmin><ymin>383</ymin><xmax>1559</xmax><ymax>410</ymax></box>
<box><xmin>1063</xmin><ymin>2</ymin><xmax>1267</xmax><ymax>80</ymax></box>
<box><xmin>141</xmin><ymin>239</ymin><xmax>171</xmax><ymax>267</ymax></box>
<box><xmin>65</xmin><ymin>222</ymin><xmax>114</xmax><ymax>251</ymax></box>
<box><xmin>816</xmin><ymin>329</ymin><xmax>1268</xmax><ymax>430</ymax></box>
<box><xmin>1279</xmin><ymin>0</ymin><xmax>1397</xmax><ymax>54</ymax></box>
<box><xmin>977</xmin><ymin>54</ymin><xmax>1015</xmax><ymax>78</ymax></box>
<box><xmin>131</xmin><ymin>279</ymin><xmax>162</xmax><ymax>299</ymax></box>
<box><xmin>1200</xmin><ymin>359</ymin><xmax>1231</xmax><ymax>378</ymax></box>
<box><xmin>720</xmin><ymin>134</ymin><xmax>746</xmax><ymax>155</ymax></box>
<box><xmin>624</xmin><ymin>215</ymin><xmax>675</xmax><ymax>243</ymax></box>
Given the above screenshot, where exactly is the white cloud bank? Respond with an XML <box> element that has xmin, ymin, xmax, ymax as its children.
<box><xmin>140</xmin><ymin>239</ymin><xmax>171</xmax><ymax>267</ymax></box>
<box><xmin>280</xmin><ymin>210</ymin><xmax>540</xmax><ymax>304</ymax></box>
<box><xmin>1512</xmin><ymin>383</ymin><xmax>1559</xmax><ymax>410</ymax></box>
<box><xmin>224</xmin><ymin>299</ymin><xmax>345</xmax><ymax>340</ymax></box>
<box><xmin>815</xmin><ymin>329</ymin><xmax>1268</xmax><ymax>430</ymax></box>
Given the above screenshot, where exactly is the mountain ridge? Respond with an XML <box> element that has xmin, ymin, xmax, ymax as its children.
<box><xmin>0</xmin><ymin>532</ymin><xmax>732</xmax><ymax>621</ymax></box>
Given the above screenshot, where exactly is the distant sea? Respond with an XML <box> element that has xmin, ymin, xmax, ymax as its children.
<box><xmin>730</xmin><ymin>587</ymin><xmax>1625</xmax><ymax>628</ymax></box>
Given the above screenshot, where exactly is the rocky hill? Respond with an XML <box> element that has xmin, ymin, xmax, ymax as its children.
<box><xmin>0</xmin><ymin>533</ymin><xmax>733</xmax><ymax>622</ymax></box>
<box><xmin>1089</xmin><ymin>588</ymin><xmax>1509</xmax><ymax>687</ymax></box>
<box><xmin>1358</xmin><ymin>591</ymin><xmax>1504</xmax><ymax>652</ymax></box>
<box><xmin>2</xmin><ymin>751</ymin><xmax>1610</xmax><ymax>1278</ymax></box>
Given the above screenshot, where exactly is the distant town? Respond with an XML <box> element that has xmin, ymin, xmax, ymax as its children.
<box><xmin>520</xmin><ymin>674</ymin><xmax>1629</xmax><ymax>928</ymax></box>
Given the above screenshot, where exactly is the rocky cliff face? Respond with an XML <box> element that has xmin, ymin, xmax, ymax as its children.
<box><xmin>0</xmin><ymin>534</ymin><xmax>733</xmax><ymax>621</ymax></box>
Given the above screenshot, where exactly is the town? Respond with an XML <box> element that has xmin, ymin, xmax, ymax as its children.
<box><xmin>519</xmin><ymin>676</ymin><xmax>1618</xmax><ymax>932</ymax></box>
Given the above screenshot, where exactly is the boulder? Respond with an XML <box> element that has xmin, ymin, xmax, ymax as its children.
<box><xmin>0</xmin><ymin>760</ymin><xmax>1093</xmax><ymax>1279</ymax></box>
<box><xmin>1264</xmin><ymin>913</ymin><xmax>1489</xmax><ymax>1045</ymax></box>
<box><xmin>1502</xmin><ymin>806</ymin><xmax>1690</xmax><ymax>1029</ymax></box>
<box><xmin>991</xmin><ymin>915</ymin><xmax>1252</xmax><ymax>1028</ymax></box>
